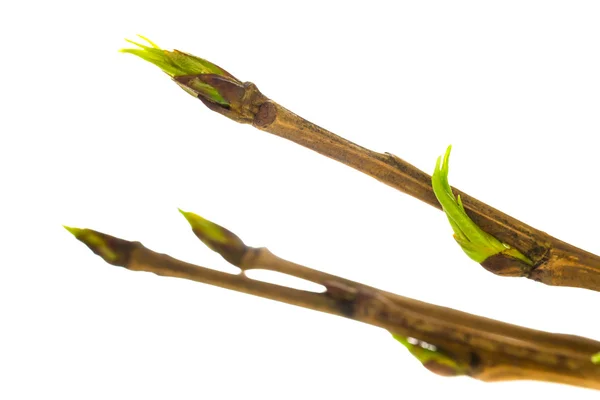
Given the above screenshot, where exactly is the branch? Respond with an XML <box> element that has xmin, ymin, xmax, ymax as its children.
<box><xmin>64</xmin><ymin>215</ymin><xmax>600</xmax><ymax>391</ymax></box>
<box><xmin>120</xmin><ymin>37</ymin><xmax>600</xmax><ymax>291</ymax></box>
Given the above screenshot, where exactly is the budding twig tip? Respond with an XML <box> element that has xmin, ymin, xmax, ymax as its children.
<box><xmin>175</xmin><ymin>208</ymin><xmax>247</xmax><ymax>264</ymax></box>
<box><xmin>120</xmin><ymin>38</ymin><xmax>237</xmax><ymax>106</ymax></box>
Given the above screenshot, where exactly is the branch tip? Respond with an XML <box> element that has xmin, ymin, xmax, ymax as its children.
<box><xmin>121</xmin><ymin>36</ymin><xmax>239</xmax><ymax>106</ymax></box>
<box><xmin>178</xmin><ymin>208</ymin><xmax>247</xmax><ymax>265</ymax></box>
<box><xmin>64</xmin><ymin>226</ymin><xmax>135</xmax><ymax>266</ymax></box>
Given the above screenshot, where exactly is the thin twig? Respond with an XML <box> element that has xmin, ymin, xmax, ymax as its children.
<box><xmin>178</xmin><ymin>74</ymin><xmax>600</xmax><ymax>291</ymax></box>
<box><xmin>65</xmin><ymin>223</ymin><xmax>600</xmax><ymax>390</ymax></box>
<box><xmin>121</xmin><ymin>37</ymin><xmax>600</xmax><ymax>290</ymax></box>
<box><xmin>253</xmin><ymin>99</ymin><xmax>600</xmax><ymax>291</ymax></box>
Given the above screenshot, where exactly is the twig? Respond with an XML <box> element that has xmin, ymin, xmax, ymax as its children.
<box><xmin>246</xmin><ymin>98</ymin><xmax>600</xmax><ymax>290</ymax></box>
<box><xmin>120</xmin><ymin>37</ymin><xmax>600</xmax><ymax>291</ymax></box>
<box><xmin>64</xmin><ymin>218</ymin><xmax>600</xmax><ymax>390</ymax></box>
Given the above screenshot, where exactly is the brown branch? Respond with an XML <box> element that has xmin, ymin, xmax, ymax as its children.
<box><xmin>112</xmin><ymin>43</ymin><xmax>600</xmax><ymax>392</ymax></box>
<box><xmin>66</xmin><ymin>226</ymin><xmax>600</xmax><ymax>390</ymax></box>
<box><xmin>173</xmin><ymin>75</ymin><xmax>600</xmax><ymax>291</ymax></box>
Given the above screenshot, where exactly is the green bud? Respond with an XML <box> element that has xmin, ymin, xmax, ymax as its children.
<box><xmin>592</xmin><ymin>352</ymin><xmax>600</xmax><ymax>365</ymax></box>
<box><xmin>431</xmin><ymin>146</ymin><xmax>532</xmax><ymax>266</ymax></box>
<box><xmin>391</xmin><ymin>333</ymin><xmax>467</xmax><ymax>377</ymax></box>
<box><xmin>64</xmin><ymin>226</ymin><xmax>134</xmax><ymax>266</ymax></box>
<box><xmin>120</xmin><ymin>35</ymin><xmax>240</xmax><ymax>106</ymax></box>
<box><xmin>178</xmin><ymin>209</ymin><xmax>247</xmax><ymax>266</ymax></box>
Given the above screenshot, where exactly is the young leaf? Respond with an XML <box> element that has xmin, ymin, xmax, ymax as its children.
<box><xmin>431</xmin><ymin>146</ymin><xmax>532</xmax><ymax>266</ymax></box>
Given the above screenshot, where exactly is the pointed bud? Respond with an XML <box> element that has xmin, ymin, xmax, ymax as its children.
<box><xmin>593</xmin><ymin>352</ymin><xmax>600</xmax><ymax>365</ymax></box>
<box><xmin>178</xmin><ymin>209</ymin><xmax>247</xmax><ymax>266</ymax></box>
<box><xmin>431</xmin><ymin>146</ymin><xmax>533</xmax><ymax>272</ymax></box>
<box><xmin>64</xmin><ymin>226</ymin><xmax>136</xmax><ymax>266</ymax></box>
<box><xmin>121</xmin><ymin>36</ymin><xmax>269</xmax><ymax>124</ymax></box>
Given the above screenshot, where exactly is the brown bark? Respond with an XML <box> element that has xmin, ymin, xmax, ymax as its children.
<box><xmin>71</xmin><ymin>229</ymin><xmax>600</xmax><ymax>390</ymax></box>
<box><xmin>184</xmin><ymin>78</ymin><xmax>600</xmax><ymax>291</ymax></box>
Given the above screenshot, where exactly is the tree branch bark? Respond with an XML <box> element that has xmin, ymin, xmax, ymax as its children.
<box><xmin>66</xmin><ymin>226</ymin><xmax>600</xmax><ymax>390</ymax></box>
<box><xmin>180</xmin><ymin>77</ymin><xmax>600</xmax><ymax>291</ymax></box>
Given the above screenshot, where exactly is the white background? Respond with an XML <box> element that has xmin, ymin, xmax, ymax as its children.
<box><xmin>1</xmin><ymin>1</ymin><xmax>600</xmax><ymax>399</ymax></box>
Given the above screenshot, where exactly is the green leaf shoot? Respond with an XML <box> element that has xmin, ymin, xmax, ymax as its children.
<box><xmin>120</xmin><ymin>35</ymin><xmax>232</xmax><ymax>105</ymax></box>
<box><xmin>431</xmin><ymin>146</ymin><xmax>532</xmax><ymax>265</ymax></box>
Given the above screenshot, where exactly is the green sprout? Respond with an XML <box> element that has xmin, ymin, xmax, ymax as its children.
<box><xmin>392</xmin><ymin>334</ymin><xmax>467</xmax><ymax>376</ymax></box>
<box><xmin>592</xmin><ymin>352</ymin><xmax>600</xmax><ymax>365</ymax></box>
<box><xmin>64</xmin><ymin>226</ymin><xmax>120</xmax><ymax>264</ymax></box>
<box><xmin>120</xmin><ymin>35</ymin><xmax>235</xmax><ymax>105</ymax></box>
<box><xmin>431</xmin><ymin>146</ymin><xmax>532</xmax><ymax>265</ymax></box>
